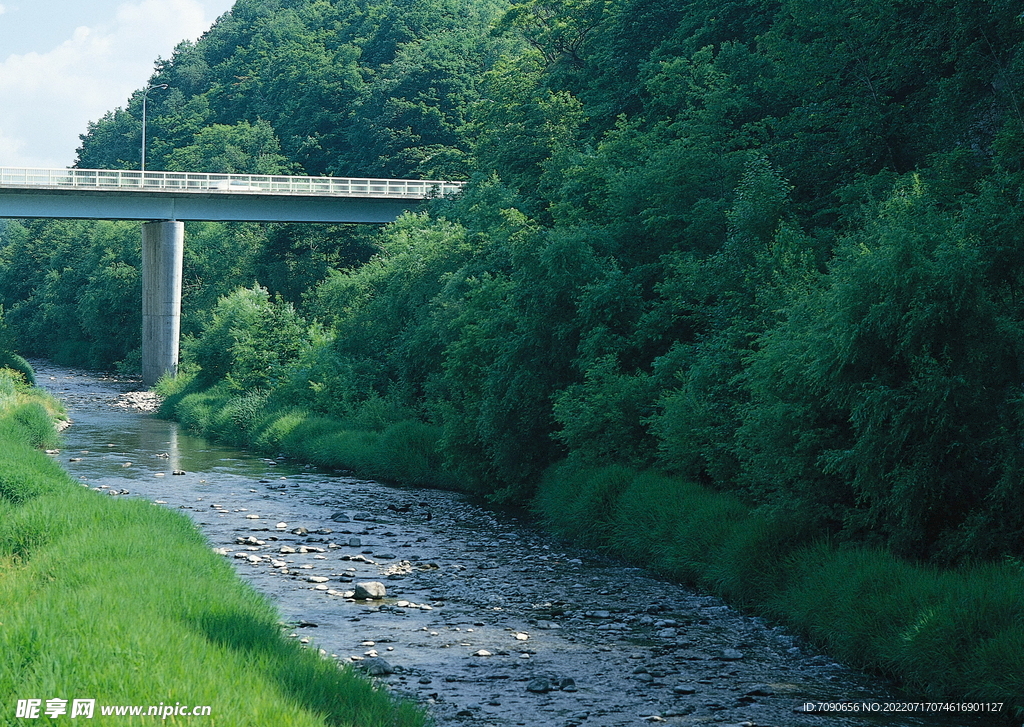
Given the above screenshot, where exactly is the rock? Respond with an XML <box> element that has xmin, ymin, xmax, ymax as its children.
<box><xmin>513</xmin><ymin>632</ymin><xmax>530</xmax><ymax>641</ymax></box>
<box><xmin>172</xmin><ymin>470</ymin><xmax>186</xmax><ymax>475</ymax></box>
<box><xmin>375</xmin><ymin>552</ymin><xmax>397</xmax><ymax>560</ymax></box>
<box><xmin>291</xmin><ymin>527</ymin><xmax>309</xmax><ymax>535</ymax></box>
<box><xmin>308</xmin><ymin>576</ymin><xmax>330</xmax><ymax>583</ymax></box>
<box><xmin>361</xmin><ymin>657</ymin><xmax>394</xmax><ymax>676</ymax></box>
<box><xmin>279</xmin><ymin>546</ymin><xmax>296</xmax><ymax>554</ymax></box>
<box><xmin>558</xmin><ymin>677</ymin><xmax>577</xmax><ymax>692</ymax></box>
<box><xmin>347</xmin><ymin>537</ymin><xmax>362</xmax><ymax>547</ymax></box>
<box><xmin>353</xmin><ymin>581</ymin><xmax>387</xmax><ymax>600</ymax></box>
<box><xmin>330</xmin><ymin>512</ymin><xmax>351</xmax><ymax>522</ymax></box>
<box><xmin>352</xmin><ymin>511</ymin><xmax>374</xmax><ymax>521</ymax></box>
<box><xmin>526</xmin><ymin>678</ymin><xmax>551</xmax><ymax>694</ymax></box>
<box><xmin>673</xmin><ymin>685</ymin><xmax>696</xmax><ymax>695</ymax></box>
<box><xmin>657</xmin><ymin>627</ymin><xmax>677</xmax><ymax>638</ymax></box>
<box><xmin>245</xmin><ymin>514</ymin><xmax>260</xmax><ymax>519</ymax></box>
<box><xmin>720</xmin><ymin>649</ymin><xmax>745</xmax><ymax>661</ymax></box>
<box><xmin>473</xmin><ymin>650</ymin><xmax>493</xmax><ymax>657</ymax></box>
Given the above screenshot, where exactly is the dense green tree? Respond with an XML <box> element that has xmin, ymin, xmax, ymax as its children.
<box><xmin>9</xmin><ymin>0</ymin><xmax>1024</xmax><ymax>564</ymax></box>
<box><xmin>165</xmin><ymin>120</ymin><xmax>296</xmax><ymax>174</ymax></box>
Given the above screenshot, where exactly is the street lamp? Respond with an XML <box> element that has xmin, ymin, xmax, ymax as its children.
<box><xmin>141</xmin><ymin>83</ymin><xmax>168</xmax><ymax>172</ymax></box>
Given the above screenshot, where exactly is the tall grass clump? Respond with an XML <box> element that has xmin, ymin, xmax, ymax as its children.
<box><xmin>0</xmin><ymin>371</ymin><xmax>427</xmax><ymax>727</ymax></box>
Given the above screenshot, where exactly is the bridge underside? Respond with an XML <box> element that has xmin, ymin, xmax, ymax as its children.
<box><xmin>0</xmin><ymin>186</ymin><xmax>431</xmax><ymax>385</ymax></box>
<box><xmin>0</xmin><ymin>187</ymin><xmax>418</xmax><ymax>223</ymax></box>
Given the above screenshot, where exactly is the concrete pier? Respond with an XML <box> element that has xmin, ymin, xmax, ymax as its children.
<box><xmin>141</xmin><ymin>221</ymin><xmax>184</xmax><ymax>386</ymax></box>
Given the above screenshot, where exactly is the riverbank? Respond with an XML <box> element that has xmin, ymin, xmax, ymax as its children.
<box><xmin>157</xmin><ymin>375</ymin><xmax>1024</xmax><ymax>723</ymax></box>
<box><xmin>30</xmin><ymin>360</ymin><xmax>988</xmax><ymax>727</ymax></box>
<box><xmin>0</xmin><ymin>365</ymin><xmax>426</xmax><ymax>727</ymax></box>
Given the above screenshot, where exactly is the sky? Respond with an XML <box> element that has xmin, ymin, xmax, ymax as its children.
<box><xmin>0</xmin><ymin>0</ymin><xmax>237</xmax><ymax>169</ymax></box>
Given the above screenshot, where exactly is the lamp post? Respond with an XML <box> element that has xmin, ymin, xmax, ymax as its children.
<box><xmin>141</xmin><ymin>83</ymin><xmax>168</xmax><ymax>172</ymax></box>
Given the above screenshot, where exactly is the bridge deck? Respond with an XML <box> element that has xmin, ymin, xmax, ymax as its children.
<box><xmin>0</xmin><ymin>167</ymin><xmax>463</xmax><ymax>198</ymax></box>
<box><xmin>0</xmin><ymin>167</ymin><xmax>464</xmax><ymax>223</ymax></box>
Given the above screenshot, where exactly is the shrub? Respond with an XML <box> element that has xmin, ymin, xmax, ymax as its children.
<box><xmin>0</xmin><ymin>353</ymin><xmax>35</xmax><ymax>385</ymax></box>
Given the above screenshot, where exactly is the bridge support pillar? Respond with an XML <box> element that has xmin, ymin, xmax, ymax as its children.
<box><xmin>141</xmin><ymin>221</ymin><xmax>184</xmax><ymax>387</ymax></box>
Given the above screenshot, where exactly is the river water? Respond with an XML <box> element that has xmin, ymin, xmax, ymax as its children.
<box><xmin>34</xmin><ymin>361</ymin><xmax>999</xmax><ymax>727</ymax></box>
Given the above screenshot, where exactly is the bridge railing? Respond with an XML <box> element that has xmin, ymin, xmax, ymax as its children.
<box><xmin>0</xmin><ymin>167</ymin><xmax>464</xmax><ymax>199</ymax></box>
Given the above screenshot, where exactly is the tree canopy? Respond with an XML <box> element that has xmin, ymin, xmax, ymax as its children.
<box><xmin>3</xmin><ymin>0</ymin><xmax>1024</xmax><ymax>563</ymax></box>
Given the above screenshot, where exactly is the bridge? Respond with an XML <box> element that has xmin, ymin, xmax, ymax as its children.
<box><xmin>0</xmin><ymin>167</ymin><xmax>464</xmax><ymax>385</ymax></box>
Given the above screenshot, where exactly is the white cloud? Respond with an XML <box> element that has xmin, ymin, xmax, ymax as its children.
<box><xmin>0</xmin><ymin>0</ymin><xmax>217</xmax><ymax>169</ymax></box>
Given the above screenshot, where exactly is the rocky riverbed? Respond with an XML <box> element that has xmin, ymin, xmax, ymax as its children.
<box><xmin>34</xmin><ymin>361</ymin><xmax>990</xmax><ymax>727</ymax></box>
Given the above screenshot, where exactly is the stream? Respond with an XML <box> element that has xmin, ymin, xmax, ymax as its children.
<box><xmin>34</xmin><ymin>361</ymin><xmax>996</xmax><ymax>727</ymax></box>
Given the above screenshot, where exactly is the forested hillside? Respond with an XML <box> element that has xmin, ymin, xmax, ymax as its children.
<box><xmin>3</xmin><ymin>0</ymin><xmax>1024</xmax><ymax>707</ymax></box>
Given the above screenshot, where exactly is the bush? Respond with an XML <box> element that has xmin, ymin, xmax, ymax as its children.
<box><xmin>0</xmin><ymin>352</ymin><xmax>35</xmax><ymax>385</ymax></box>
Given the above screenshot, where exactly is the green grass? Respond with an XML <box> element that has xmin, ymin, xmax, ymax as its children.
<box><xmin>0</xmin><ymin>371</ymin><xmax>428</xmax><ymax>727</ymax></box>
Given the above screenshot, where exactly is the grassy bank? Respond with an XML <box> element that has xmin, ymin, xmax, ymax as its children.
<box><xmin>159</xmin><ymin>379</ymin><xmax>457</xmax><ymax>489</ymax></box>
<box><xmin>0</xmin><ymin>369</ymin><xmax>427</xmax><ymax>727</ymax></box>
<box><xmin>159</xmin><ymin>379</ymin><xmax>1024</xmax><ymax>720</ymax></box>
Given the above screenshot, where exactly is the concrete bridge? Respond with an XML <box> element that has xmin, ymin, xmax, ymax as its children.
<box><xmin>0</xmin><ymin>167</ymin><xmax>463</xmax><ymax>385</ymax></box>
